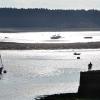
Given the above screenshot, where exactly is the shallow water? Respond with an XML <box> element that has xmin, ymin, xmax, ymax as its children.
<box><xmin>0</xmin><ymin>49</ymin><xmax>100</xmax><ymax>100</ymax></box>
<box><xmin>0</xmin><ymin>31</ymin><xmax>100</xmax><ymax>43</ymax></box>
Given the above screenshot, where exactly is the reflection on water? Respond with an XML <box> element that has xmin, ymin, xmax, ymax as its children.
<box><xmin>0</xmin><ymin>31</ymin><xmax>100</xmax><ymax>43</ymax></box>
<box><xmin>0</xmin><ymin>49</ymin><xmax>100</xmax><ymax>100</ymax></box>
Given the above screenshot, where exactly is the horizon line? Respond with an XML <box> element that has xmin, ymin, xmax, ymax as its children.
<box><xmin>0</xmin><ymin>7</ymin><xmax>100</xmax><ymax>11</ymax></box>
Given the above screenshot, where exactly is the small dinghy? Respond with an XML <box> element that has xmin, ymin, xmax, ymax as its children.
<box><xmin>73</xmin><ymin>52</ymin><xmax>81</xmax><ymax>55</ymax></box>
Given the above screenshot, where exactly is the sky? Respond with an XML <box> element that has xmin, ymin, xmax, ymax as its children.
<box><xmin>0</xmin><ymin>0</ymin><xmax>100</xmax><ymax>10</ymax></box>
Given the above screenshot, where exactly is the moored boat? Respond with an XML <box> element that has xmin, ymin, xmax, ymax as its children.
<box><xmin>84</xmin><ymin>36</ymin><xmax>93</xmax><ymax>39</ymax></box>
<box><xmin>0</xmin><ymin>54</ymin><xmax>7</xmax><ymax>75</ymax></box>
<box><xmin>50</xmin><ymin>34</ymin><xmax>62</xmax><ymax>39</ymax></box>
<box><xmin>73</xmin><ymin>52</ymin><xmax>81</xmax><ymax>55</ymax></box>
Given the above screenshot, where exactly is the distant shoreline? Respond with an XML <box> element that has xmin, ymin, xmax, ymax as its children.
<box><xmin>0</xmin><ymin>27</ymin><xmax>100</xmax><ymax>33</ymax></box>
<box><xmin>0</xmin><ymin>9</ymin><xmax>100</xmax><ymax>33</ymax></box>
<box><xmin>0</xmin><ymin>42</ymin><xmax>100</xmax><ymax>50</ymax></box>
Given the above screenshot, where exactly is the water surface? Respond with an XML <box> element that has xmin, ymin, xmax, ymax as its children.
<box><xmin>0</xmin><ymin>49</ymin><xmax>100</xmax><ymax>100</ymax></box>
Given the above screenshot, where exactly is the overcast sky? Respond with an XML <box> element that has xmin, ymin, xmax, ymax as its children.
<box><xmin>0</xmin><ymin>0</ymin><xmax>100</xmax><ymax>10</ymax></box>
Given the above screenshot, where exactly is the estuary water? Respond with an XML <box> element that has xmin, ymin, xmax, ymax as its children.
<box><xmin>0</xmin><ymin>49</ymin><xmax>100</xmax><ymax>100</ymax></box>
<box><xmin>0</xmin><ymin>31</ymin><xmax>100</xmax><ymax>100</ymax></box>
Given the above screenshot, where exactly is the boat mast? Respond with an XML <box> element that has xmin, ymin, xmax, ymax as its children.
<box><xmin>0</xmin><ymin>54</ymin><xmax>4</xmax><ymax>67</ymax></box>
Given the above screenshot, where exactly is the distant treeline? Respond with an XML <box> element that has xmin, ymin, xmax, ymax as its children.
<box><xmin>0</xmin><ymin>8</ymin><xmax>100</xmax><ymax>31</ymax></box>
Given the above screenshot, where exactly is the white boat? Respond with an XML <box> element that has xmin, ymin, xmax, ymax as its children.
<box><xmin>50</xmin><ymin>34</ymin><xmax>62</xmax><ymax>39</ymax></box>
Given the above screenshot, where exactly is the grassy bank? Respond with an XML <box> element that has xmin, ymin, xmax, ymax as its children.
<box><xmin>0</xmin><ymin>42</ymin><xmax>100</xmax><ymax>50</ymax></box>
